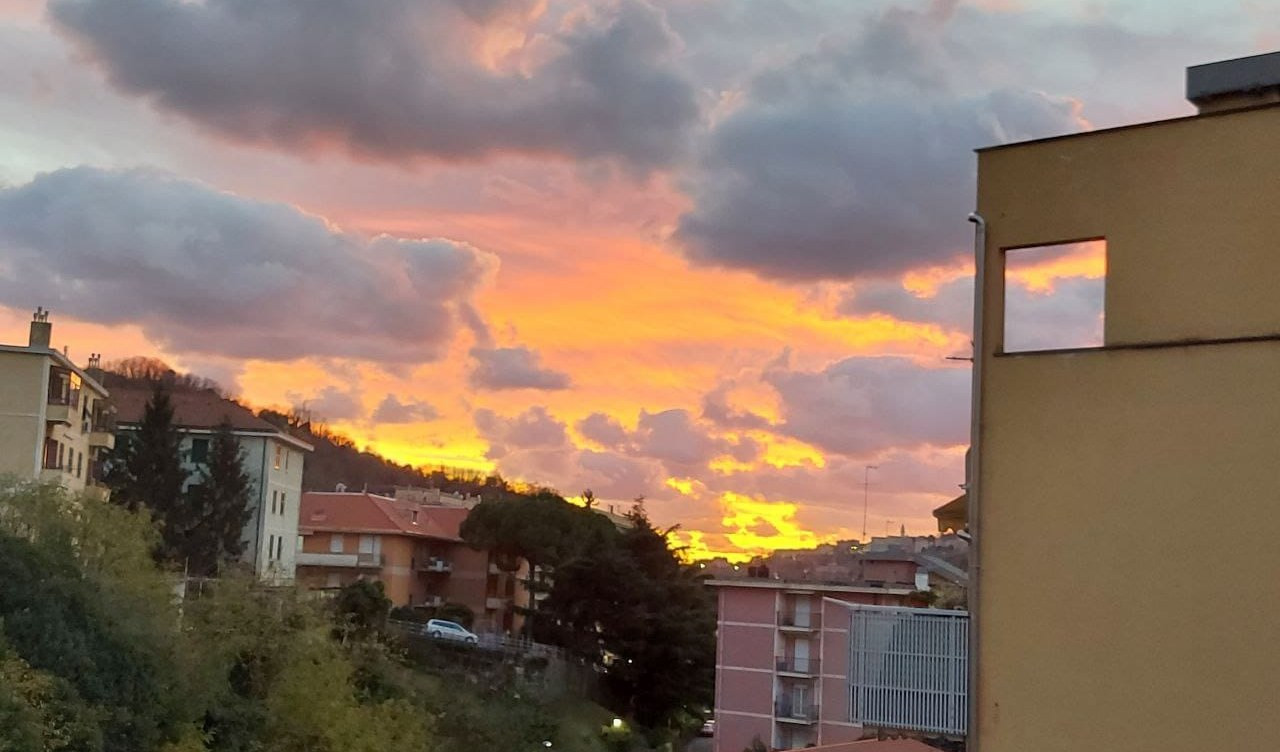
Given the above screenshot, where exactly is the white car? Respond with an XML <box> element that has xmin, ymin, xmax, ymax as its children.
<box><xmin>699</xmin><ymin>718</ymin><xmax>715</xmax><ymax>737</ymax></box>
<box><xmin>425</xmin><ymin>619</ymin><xmax>478</xmax><ymax>644</ymax></box>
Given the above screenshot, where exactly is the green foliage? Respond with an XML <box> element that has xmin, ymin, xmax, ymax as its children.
<box><xmin>183</xmin><ymin>421</ymin><xmax>254</xmax><ymax>576</ymax></box>
<box><xmin>464</xmin><ymin>494</ymin><xmax>715</xmax><ymax>731</ymax></box>
<box><xmin>743</xmin><ymin>736</ymin><xmax>769</xmax><ymax>752</ymax></box>
<box><xmin>332</xmin><ymin>580</ymin><xmax>392</xmax><ymax>642</ymax></box>
<box><xmin>434</xmin><ymin>602</ymin><xmax>476</xmax><ymax>629</ymax></box>
<box><xmin>105</xmin><ymin>384</ymin><xmax>185</xmax><ymax>529</ymax></box>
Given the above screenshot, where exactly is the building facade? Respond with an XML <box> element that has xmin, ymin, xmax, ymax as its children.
<box><xmin>298</xmin><ymin>491</ymin><xmax>529</xmax><ymax>633</ymax></box>
<box><xmin>710</xmin><ymin>579</ymin><xmax>918</xmax><ymax>752</ymax></box>
<box><xmin>0</xmin><ymin>311</ymin><xmax>113</xmax><ymax>495</ymax></box>
<box><xmin>112</xmin><ymin>388</ymin><xmax>311</xmax><ymax>582</ymax></box>
<box><xmin>972</xmin><ymin>53</ymin><xmax>1280</xmax><ymax>752</ymax></box>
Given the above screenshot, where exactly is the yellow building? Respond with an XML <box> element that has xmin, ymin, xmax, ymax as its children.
<box><xmin>972</xmin><ymin>53</ymin><xmax>1280</xmax><ymax>751</ymax></box>
<box><xmin>0</xmin><ymin>310</ymin><xmax>113</xmax><ymax>495</ymax></box>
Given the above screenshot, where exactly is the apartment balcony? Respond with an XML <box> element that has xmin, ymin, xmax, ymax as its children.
<box><xmin>421</xmin><ymin>594</ymin><xmax>445</xmax><ymax>608</ymax></box>
<box><xmin>774</xmin><ymin>701</ymin><xmax>819</xmax><ymax>724</ymax></box>
<box><xmin>485</xmin><ymin>596</ymin><xmax>509</xmax><ymax>610</ymax></box>
<box><xmin>779</xmin><ymin>613</ymin><xmax>821</xmax><ymax>633</ymax></box>
<box><xmin>296</xmin><ymin>551</ymin><xmax>384</xmax><ymax>569</ymax></box>
<box><xmin>45</xmin><ymin>401</ymin><xmax>74</xmax><ymax>425</ymax></box>
<box><xmin>775</xmin><ymin>656</ymin><xmax>820</xmax><ymax>677</ymax></box>
<box><xmin>89</xmin><ymin>413</ymin><xmax>116</xmax><ymax>449</ymax></box>
<box><xmin>417</xmin><ymin>557</ymin><xmax>452</xmax><ymax>574</ymax></box>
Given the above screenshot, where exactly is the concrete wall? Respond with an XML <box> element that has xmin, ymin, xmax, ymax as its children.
<box><xmin>975</xmin><ymin>103</ymin><xmax>1280</xmax><ymax>752</ymax></box>
<box><xmin>0</xmin><ymin>353</ymin><xmax>47</xmax><ymax>479</ymax></box>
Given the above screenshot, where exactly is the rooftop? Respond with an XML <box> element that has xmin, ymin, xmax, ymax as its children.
<box><xmin>300</xmin><ymin>491</ymin><xmax>464</xmax><ymax>542</ymax></box>
<box><xmin>705</xmin><ymin>578</ymin><xmax>915</xmax><ymax>596</ymax></box>
<box><xmin>112</xmin><ymin>387</ymin><xmax>312</xmax><ymax>451</ymax></box>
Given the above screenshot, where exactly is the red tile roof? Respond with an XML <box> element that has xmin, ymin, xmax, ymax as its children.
<box><xmin>300</xmin><ymin>492</ymin><xmax>463</xmax><ymax>542</ymax></box>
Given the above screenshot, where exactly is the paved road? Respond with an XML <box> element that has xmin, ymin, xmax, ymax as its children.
<box><xmin>685</xmin><ymin>737</ymin><xmax>712</xmax><ymax>752</ymax></box>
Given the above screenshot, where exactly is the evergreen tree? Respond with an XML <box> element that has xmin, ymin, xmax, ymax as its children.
<box><xmin>104</xmin><ymin>383</ymin><xmax>186</xmax><ymax>561</ymax></box>
<box><xmin>183</xmin><ymin>420</ymin><xmax>254</xmax><ymax>576</ymax></box>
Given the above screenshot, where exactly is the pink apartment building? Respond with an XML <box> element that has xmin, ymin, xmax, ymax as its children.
<box><xmin>711</xmin><ymin>579</ymin><xmax>918</xmax><ymax>752</ymax></box>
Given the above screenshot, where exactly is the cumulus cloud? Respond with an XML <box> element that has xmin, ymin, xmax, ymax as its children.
<box><xmin>764</xmin><ymin>356</ymin><xmax>969</xmax><ymax>456</ymax></box>
<box><xmin>50</xmin><ymin>0</ymin><xmax>700</xmax><ymax>169</ymax></box>
<box><xmin>577</xmin><ymin>412</ymin><xmax>631</xmax><ymax>449</ymax></box>
<box><xmin>292</xmin><ymin>385</ymin><xmax>364</xmax><ymax>422</ymax></box>
<box><xmin>468</xmin><ymin>346</ymin><xmax>571</xmax><ymax>391</ymax></box>
<box><xmin>633</xmin><ymin>408</ymin><xmax>721</xmax><ymax>467</ymax></box>
<box><xmin>0</xmin><ymin>166</ymin><xmax>495</xmax><ymax>363</ymax></box>
<box><xmin>474</xmin><ymin>406</ymin><xmax>569</xmax><ymax>458</ymax></box>
<box><xmin>371</xmin><ymin>394</ymin><xmax>440</xmax><ymax>424</ymax></box>
<box><xmin>675</xmin><ymin>0</ymin><xmax>1087</xmax><ymax>281</ymax></box>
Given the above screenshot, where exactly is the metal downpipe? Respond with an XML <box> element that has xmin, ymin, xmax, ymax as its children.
<box><xmin>966</xmin><ymin>211</ymin><xmax>986</xmax><ymax>750</ymax></box>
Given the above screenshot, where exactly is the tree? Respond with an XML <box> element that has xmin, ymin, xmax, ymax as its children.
<box><xmin>183</xmin><ymin>420</ymin><xmax>254</xmax><ymax>576</ymax></box>
<box><xmin>332</xmin><ymin>580</ymin><xmax>392</xmax><ymax>643</ymax></box>
<box><xmin>105</xmin><ymin>383</ymin><xmax>186</xmax><ymax>560</ymax></box>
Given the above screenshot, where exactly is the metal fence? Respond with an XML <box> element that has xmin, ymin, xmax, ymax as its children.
<box><xmin>846</xmin><ymin>604</ymin><xmax>968</xmax><ymax>737</ymax></box>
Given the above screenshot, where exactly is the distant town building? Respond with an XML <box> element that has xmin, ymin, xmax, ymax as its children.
<box><xmin>393</xmin><ymin>485</ymin><xmax>481</xmax><ymax>509</ymax></box>
<box><xmin>709</xmin><ymin>578</ymin><xmax>925</xmax><ymax>751</ymax></box>
<box><xmin>297</xmin><ymin>491</ymin><xmax>530</xmax><ymax>633</ymax></box>
<box><xmin>0</xmin><ymin>311</ymin><xmax>113</xmax><ymax>496</ymax></box>
<box><xmin>112</xmin><ymin>387</ymin><xmax>312</xmax><ymax>583</ymax></box>
<box><xmin>971</xmin><ymin>52</ymin><xmax>1280</xmax><ymax>752</ymax></box>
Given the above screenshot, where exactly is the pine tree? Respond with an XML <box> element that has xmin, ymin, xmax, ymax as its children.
<box><xmin>104</xmin><ymin>383</ymin><xmax>185</xmax><ymax>561</ymax></box>
<box><xmin>184</xmin><ymin>420</ymin><xmax>254</xmax><ymax>576</ymax></box>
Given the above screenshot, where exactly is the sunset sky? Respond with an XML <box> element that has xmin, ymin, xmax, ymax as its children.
<box><xmin>0</xmin><ymin>0</ymin><xmax>1272</xmax><ymax>559</ymax></box>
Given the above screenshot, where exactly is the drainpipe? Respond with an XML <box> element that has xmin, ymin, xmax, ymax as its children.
<box><xmin>966</xmin><ymin>212</ymin><xmax>986</xmax><ymax>750</ymax></box>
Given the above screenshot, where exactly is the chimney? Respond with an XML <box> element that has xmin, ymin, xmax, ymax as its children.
<box><xmin>1188</xmin><ymin>51</ymin><xmax>1280</xmax><ymax>114</ymax></box>
<box><xmin>28</xmin><ymin>307</ymin><xmax>51</xmax><ymax>350</ymax></box>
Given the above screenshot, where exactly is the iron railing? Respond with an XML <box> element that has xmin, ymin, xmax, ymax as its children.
<box><xmin>774</xmin><ymin>700</ymin><xmax>819</xmax><ymax>722</ymax></box>
<box><xmin>846</xmin><ymin>604</ymin><xmax>969</xmax><ymax>737</ymax></box>
<box><xmin>775</xmin><ymin>656</ymin><xmax>820</xmax><ymax>674</ymax></box>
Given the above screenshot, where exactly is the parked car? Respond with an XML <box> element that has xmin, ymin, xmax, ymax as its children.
<box><xmin>425</xmin><ymin>619</ymin><xmax>478</xmax><ymax>644</ymax></box>
<box><xmin>699</xmin><ymin>717</ymin><xmax>715</xmax><ymax>737</ymax></box>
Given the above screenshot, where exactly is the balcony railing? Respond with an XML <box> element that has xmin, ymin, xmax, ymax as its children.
<box><xmin>775</xmin><ymin>656</ymin><xmax>820</xmax><ymax>675</ymax></box>
<box><xmin>296</xmin><ymin>551</ymin><xmax>384</xmax><ymax>569</ymax></box>
<box><xmin>417</xmin><ymin>557</ymin><xmax>452</xmax><ymax>573</ymax></box>
<box><xmin>779</xmin><ymin>613</ymin><xmax>821</xmax><ymax>631</ymax></box>
<box><xmin>485</xmin><ymin>596</ymin><xmax>509</xmax><ymax>610</ymax></box>
<box><xmin>846</xmin><ymin>604</ymin><xmax>969</xmax><ymax>737</ymax></box>
<box><xmin>774</xmin><ymin>700</ymin><xmax>819</xmax><ymax>723</ymax></box>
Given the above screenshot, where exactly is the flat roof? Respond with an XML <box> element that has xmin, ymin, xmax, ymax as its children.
<box><xmin>0</xmin><ymin>344</ymin><xmax>109</xmax><ymax>397</ymax></box>
<box><xmin>706</xmin><ymin>578</ymin><xmax>914</xmax><ymax>596</ymax></box>
<box><xmin>976</xmin><ymin>100</ymin><xmax>1280</xmax><ymax>154</ymax></box>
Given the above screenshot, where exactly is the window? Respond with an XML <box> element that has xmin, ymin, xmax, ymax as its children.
<box><xmin>190</xmin><ymin>438</ymin><xmax>209</xmax><ymax>464</ymax></box>
<box><xmin>1004</xmin><ymin>240</ymin><xmax>1106</xmax><ymax>352</ymax></box>
<box><xmin>273</xmin><ymin>445</ymin><xmax>283</xmax><ymax>470</ymax></box>
<box><xmin>76</xmin><ymin>452</ymin><xmax>83</xmax><ymax>478</ymax></box>
<box><xmin>279</xmin><ymin>493</ymin><xmax>286</xmax><ymax>516</ymax></box>
<box><xmin>267</xmin><ymin>534</ymin><xmax>275</xmax><ymax>561</ymax></box>
<box><xmin>276</xmin><ymin>536</ymin><xmax>283</xmax><ymax>560</ymax></box>
<box><xmin>358</xmin><ymin>535</ymin><xmax>377</xmax><ymax>554</ymax></box>
<box><xmin>57</xmin><ymin>443</ymin><xmax>65</xmax><ymax>469</ymax></box>
<box><xmin>330</xmin><ymin>534</ymin><xmax>344</xmax><ymax>553</ymax></box>
<box><xmin>411</xmin><ymin>510</ymin><xmax>419</xmax><ymax>525</ymax></box>
<box><xmin>297</xmin><ymin>535</ymin><xmax>304</xmax><ymax>552</ymax></box>
<box><xmin>326</xmin><ymin>573</ymin><xmax>341</xmax><ymax>588</ymax></box>
<box><xmin>284</xmin><ymin>449</ymin><xmax>289</xmax><ymax>471</ymax></box>
<box><xmin>271</xmin><ymin>490</ymin><xmax>278</xmax><ymax>515</ymax></box>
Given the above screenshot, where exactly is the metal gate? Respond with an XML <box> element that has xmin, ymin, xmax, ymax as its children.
<box><xmin>847</xmin><ymin>604</ymin><xmax>968</xmax><ymax>736</ymax></box>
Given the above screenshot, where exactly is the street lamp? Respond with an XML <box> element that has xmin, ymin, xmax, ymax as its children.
<box><xmin>862</xmin><ymin>465</ymin><xmax>879</xmax><ymax>542</ymax></box>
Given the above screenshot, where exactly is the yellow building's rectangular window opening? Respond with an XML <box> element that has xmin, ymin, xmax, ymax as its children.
<box><xmin>1003</xmin><ymin>240</ymin><xmax>1106</xmax><ymax>352</ymax></box>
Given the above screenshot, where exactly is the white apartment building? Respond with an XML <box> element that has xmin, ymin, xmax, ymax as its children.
<box><xmin>0</xmin><ymin>310</ymin><xmax>114</xmax><ymax>496</ymax></box>
<box><xmin>112</xmin><ymin>387</ymin><xmax>312</xmax><ymax>583</ymax></box>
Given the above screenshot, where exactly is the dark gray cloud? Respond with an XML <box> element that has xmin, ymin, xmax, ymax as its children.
<box><xmin>468</xmin><ymin>346</ymin><xmax>571</xmax><ymax>391</ymax></box>
<box><xmin>674</xmin><ymin>1</ymin><xmax>1086</xmax><ymax>281</ymax></box>
<box><xmin>764</xmin><ymin>356</ymin><xmax>969</xmax><ymax>455</ymax></box>
<box><xmin>0</xmin><ymin>166</ymin><xmax>494</xmax><ymax>362</ymax></box>
<box><xmin>49</xmin><ymin>0</ymin><xmax>699</xmax><ymax>169</ymax></box>
<box><xmin>841</xmin><ymin>276</ymin><xmax>973</xmax><ymax>328</ymax></box>
<box><xmin>633</xmin><ymin>408</ymin><xmax>722</xmax><ymax>467</ymax></box>
<box><xmin>372</xmin><ymin>394</ymin><xmax>440</xmax><ymax>424</ymax></box>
